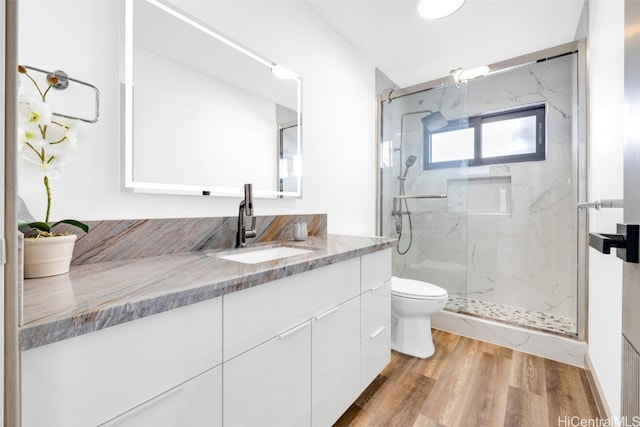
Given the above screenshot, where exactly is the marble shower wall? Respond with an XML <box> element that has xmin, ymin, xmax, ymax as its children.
<box><xmin>52</xmin><ymin>214</ymin><xmax>327</xmax><ymax>265</ymax></box>
<box><xmin>381</xmin><ymin>53</ymin><xmax>578</xmax><ymax>323</ymax></box>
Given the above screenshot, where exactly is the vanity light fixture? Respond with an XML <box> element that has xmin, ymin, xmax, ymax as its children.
<box><xmin>417</xmin><ymin>0</ymin><xmax>467</xmax><ymax>20</ymax></box>
<box><xmin>271</xmin><ymin>64</ymin><xmax>298</xmax><ymax>80</ymax></box>
<box><xmin>450</xmin><ymin>65</ymin><xmax>490</xmax><ymax>84</ymax></box>
<box><xmin>145</xmin><ymin>0</ymin><xmax>273</xmax><ymax>69</ymax></box>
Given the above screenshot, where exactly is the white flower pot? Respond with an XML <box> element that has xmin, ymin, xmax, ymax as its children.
<box><xmin>24</xmin><ymin>234</ymin><xmax>77</xmax><ymax>279</ymax></box>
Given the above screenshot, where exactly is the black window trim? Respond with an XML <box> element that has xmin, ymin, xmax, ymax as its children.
<box><xmin>423</xmin><ymin>104</ymin><xmax>546</xmax><ymax>170</ymax></box>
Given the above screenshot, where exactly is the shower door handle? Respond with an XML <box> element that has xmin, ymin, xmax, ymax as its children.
<box><xmin>589</xmin><ymin>223</ymin><xmax>639</xmax><ymax>263</ymax></box>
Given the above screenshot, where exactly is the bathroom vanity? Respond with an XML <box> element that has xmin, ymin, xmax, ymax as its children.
<box><xmin>19</xmin><ymin>234</ymin><xmax>393</xmax><ymax>427</ymax></box>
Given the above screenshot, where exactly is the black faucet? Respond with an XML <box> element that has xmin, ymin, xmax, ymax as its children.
<box><xmin>236</xmin><ymin>183</ymin><xmax>257</xmax><ymax>248</ymax></box>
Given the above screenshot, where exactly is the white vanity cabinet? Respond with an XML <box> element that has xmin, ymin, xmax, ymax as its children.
<box><xmin>222</xmin><ymin>258</ymin><xmax>360</xmax><ymax>427</ymax></box>
<box><xmin>222</xmin><ymin>251</ymin><xmax>391</xmax><ymax>427</ymax></box>
<box><xmin>360</xmin><ymin>249</ymin><xmax>392</xmax><ymax>388</ymax></box>
<box><xmin>21</xmin><ymin>247</ymin><xmax>393</xmax><ymax>427</ymax></box>
<box><xmin>21</xmin><ymin>297</ymin><xmax>223</xmax><ymax>427</ymax></box>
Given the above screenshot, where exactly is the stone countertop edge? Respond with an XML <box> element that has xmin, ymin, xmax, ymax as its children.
<box><xmin>19</xmin><ymin>235</ymin><xmax>395</xmax><ymax>351</ymax></box>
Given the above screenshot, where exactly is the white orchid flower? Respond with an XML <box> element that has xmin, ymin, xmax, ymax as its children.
<box><xmin>56</xmin><ymin>117</ymin><xmax>84</xmax><ymax>134</ymax></box>
<box><xmin>38</xmin><ymin>160</ymin><xmax>64</xmax><ymax>180</ymax></box>
<box><xmin>17</xmin><ymin>123</ymin><xmax>47</xmax><ymax>150</ymax></box>
<box><xmin>51</xmin><ymin>118</ymin><xmax>82</xmax><ymax>148</ymax></box>
<box><xmin>20</xmin><ymin>153</ymin><xmax>64</xmax><ymax>179</ymax></box>
<box><xmin>63</xmin><ymin>128</ymin><xmax>79</xmax><ymax>148</ymax></box>
<box><xmin>18</xmin><ymin>97</ymin><xmax>52</xmax><ymax>128</ymax></box>
<box><xmin>43</xmin><ymin>122</ymin><xmax>67</xmax><ymax>143</ymax></box>
<box><xmin>45</xmin><ymin>141</ymin><xmax>76</xmax><ymax>164</ymax></box>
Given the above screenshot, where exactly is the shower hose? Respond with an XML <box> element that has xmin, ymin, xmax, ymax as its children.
<box><xmin>396</xmin><ymin>178</ymin><xmax>413</xmax><ymax>255</ymax></box>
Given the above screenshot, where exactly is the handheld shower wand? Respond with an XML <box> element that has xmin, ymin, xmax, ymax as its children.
<box><xmin>394</xmin><ymin>155</ymin><xmax>418</xmax><ymax>234</ymax></box>
<box><xmin>394</xmin><ymin>155</ymin><xmax>419</xmax><ymax>254</ymax></box>
<box><xmin>399</xmin><ymin>155</ymin><xmax>418</xmax><ymax>180</ymax></box>
<box><xmin>395</xmin><ymin>155</ymin><xmax>418</xmax><ymax>211</ymax></box>
<box><xmin>393</xmin><ymin>111</ymin><xmax>447</xmax><ymax>256</ymax></box>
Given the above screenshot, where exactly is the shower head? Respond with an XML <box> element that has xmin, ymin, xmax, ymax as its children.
<box><xmin>400</xmin><ymin>155</ymin><xmax>418</xmax><ymax>179</ymax></box>
<box><xmin>421</xmin><ymin>111</ymin><xmax>448</xmax><ymax>132</ymax></box>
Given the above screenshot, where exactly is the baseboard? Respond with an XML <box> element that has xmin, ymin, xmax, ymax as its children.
<box><xmin>584</xmin><ymin>354</ymin><xmax>613</xmax><ymax>419</ymax></box>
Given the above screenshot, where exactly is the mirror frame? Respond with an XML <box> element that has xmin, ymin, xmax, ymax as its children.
<box><xmin>122</xmin><ymin>0</ymin><xmax>302</xmax><ymax>198</ymax></box>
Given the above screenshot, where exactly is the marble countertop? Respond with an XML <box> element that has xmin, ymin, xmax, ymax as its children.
<box><xmin>20</xmin><ymin>234</ymin><xmax>395</xmax><ymax>351</ymax></box>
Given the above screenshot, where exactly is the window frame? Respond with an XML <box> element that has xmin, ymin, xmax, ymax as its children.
<box><xmin>423</xmin><ymin>104</ymin><xmax>546</xmax><ymax>170</ymax></box>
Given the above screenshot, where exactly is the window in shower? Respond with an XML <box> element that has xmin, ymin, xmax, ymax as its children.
<box><xmin>430</xmin><ymin>126</ymin><xmax>475</xmax><ymax>163</ymax></box>
<box><xmin>424</xmin><ymin>104</ymin><xmax>546</xmax><ymax>169</ymax></box>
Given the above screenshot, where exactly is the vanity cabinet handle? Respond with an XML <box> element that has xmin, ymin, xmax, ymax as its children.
<box><xmin>100</xmin><ymin>385</ymin><xmax>184</xmax><ymax>426</ymax></box>
<box><xmin>369</xmin><ymin>325</ymin><xmax>386</xmax><ymax>339</ymax></box>
<box><xmin>313</xmin><ymin>306</ymin><xmax>340</xmax><ymax>321</ymax></box>
<box><xmin>278</xmin><ymin>322</ymin><xmax>308</xmax><ymax>340</ymax></box>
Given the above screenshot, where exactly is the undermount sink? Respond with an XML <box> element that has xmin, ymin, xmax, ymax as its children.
<box><xmin>214</xmin><ymin>246</ymin><xmax>315</xmax><ymax>264</ymax></box>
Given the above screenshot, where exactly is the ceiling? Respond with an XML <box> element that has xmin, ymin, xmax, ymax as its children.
<box><xmin>306</xmin><ymin>0</ymin><xmax>586</xmax><ymax>88</ymax></box>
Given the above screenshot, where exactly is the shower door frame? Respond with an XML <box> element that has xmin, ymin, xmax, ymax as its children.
<box><xmin>375</xmin><ymin>39</ymin><xmax>589</xmax><ymax>341</ymax></box>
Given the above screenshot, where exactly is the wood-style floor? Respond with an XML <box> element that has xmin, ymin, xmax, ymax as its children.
<box><xmin>334</xmin><ymin>330</ymin><xmax>599</xmax><ymax>427</ymax></box>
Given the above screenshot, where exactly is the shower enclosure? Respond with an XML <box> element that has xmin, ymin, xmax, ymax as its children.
<box><xmin>378</xmin><ymin>41</ymin><xmax>586</xmax><ymax>338</ymax></box>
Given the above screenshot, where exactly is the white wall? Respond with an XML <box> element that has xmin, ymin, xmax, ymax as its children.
<box><xmin>587</xmin><ymin>0</ymin><xmax>625</xmax><ymax>416</ymax></box>
<box><xmin>17</xmin><ymin>0</ymin><xmax>377</xmax><ymax>235</ymax></box>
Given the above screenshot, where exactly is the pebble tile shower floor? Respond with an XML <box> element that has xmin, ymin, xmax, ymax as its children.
<box><xmin>445</xmin><ymin>297</ymin><xmax>577</xmax><ymax>336</ymax></box>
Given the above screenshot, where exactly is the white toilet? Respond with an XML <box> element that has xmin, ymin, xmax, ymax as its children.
<box><xmin>390</xmin><ymin>276</ymin><xmax>448</xmax><ymax>359</ymax></box>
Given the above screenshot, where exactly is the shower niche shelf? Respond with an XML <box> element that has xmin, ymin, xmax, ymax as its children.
<box><xmin>446</xmin><ymin>176</ymin><xmax>512</xmax><ymax>215</ymax></box>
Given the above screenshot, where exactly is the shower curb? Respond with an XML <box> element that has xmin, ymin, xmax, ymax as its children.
<box><xmin>432</xmin><ymin>310</ymin><xmax>587</xmax><ymax>367</ymax></box>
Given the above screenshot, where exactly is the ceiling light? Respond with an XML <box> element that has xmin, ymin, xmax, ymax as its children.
<box><xmin>450</xmin><ymin>65</ymin><xmax>490</xmax><ymax>84</ymax></box>
<box><xmin>418</xmin><ymin>0</ymin><xmax>467</xmax><ymax>20</ymax></box>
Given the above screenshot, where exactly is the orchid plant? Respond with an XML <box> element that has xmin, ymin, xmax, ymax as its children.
<box><xmin>17</xmin><ymin>65</ymin><xmax>89</xmax><ymax>237</ymax></box>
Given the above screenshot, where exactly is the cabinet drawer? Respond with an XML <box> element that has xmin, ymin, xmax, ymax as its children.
<box><xmin>224</xmin><ymin>322</ymin><xmax>311</xmax><ymax>427</ymax></box>
<box><xmin>361</xmin><ymin>280</ymin><xmax>391</xmax><ymax>342</ymax></box>
<box><xmin>361</xmin><ymin>322</ymin><xmax>391</xmax><ymax>389</ymax></box>
<box><xmin>361</xmin><ymin>249</ymin><xmax>392</xmax><ymax>292</ymax></box>
<box><xmin>223</xmin><ymin>258</ymin><xmax>360</xmax><ymax>360</ymax></box>
<box><xmin>21</xmin><ymin>297</ymin><xmax>222</xmax><ymax>427</ymax></box>
<box><xmin>100</xmin><ymin>366</ymin><xmax>222</xmax><ymax>427</ymax></box>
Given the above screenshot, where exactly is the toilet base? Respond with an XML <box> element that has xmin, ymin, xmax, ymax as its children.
<box><xmin>390</xmin><ymin>314</ymin><xmax>435</xmax><ymax>359</ymax></box>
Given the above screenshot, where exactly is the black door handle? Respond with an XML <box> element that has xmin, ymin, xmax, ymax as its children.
<box><xmin>589</xmin><ymin>224</ymin><xmax>639</xmax><ymax>263</ymax></box>
<box><xmin>589</xmin><ymin>233</ymin><xmax>627</xmax><ymax>254</ymax></box>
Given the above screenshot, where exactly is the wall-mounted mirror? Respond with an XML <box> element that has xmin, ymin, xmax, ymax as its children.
<box><xmin>123</xmin><ymin>0</ymin><xmax>302</xmax><ymax>198</ymax></box>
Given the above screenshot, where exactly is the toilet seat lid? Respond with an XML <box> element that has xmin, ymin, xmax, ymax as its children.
<box><xmin>391</xmin><ymin>276</ymin><xmax>448</xmax><ymax>299</ymax></box>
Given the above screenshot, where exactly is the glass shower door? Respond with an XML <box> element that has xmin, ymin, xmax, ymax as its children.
<box><xmin>379</xmin><ymin>83</ymin><xmax>471</xmax><ymax>310</ymax></box>
<box><xmin>378</xmin><ymin>49</ymin><xmax>580</xmax><ymax>337</ymax></box>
